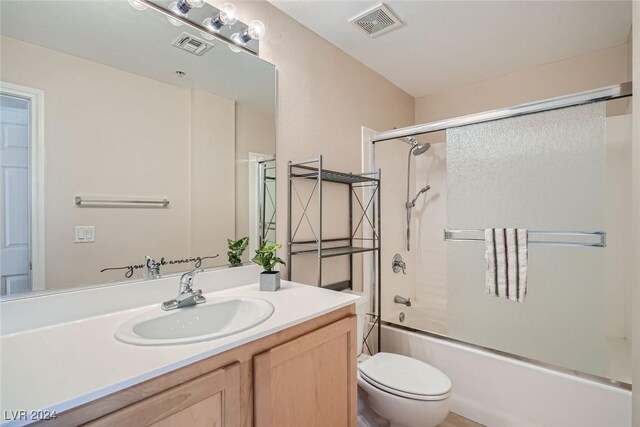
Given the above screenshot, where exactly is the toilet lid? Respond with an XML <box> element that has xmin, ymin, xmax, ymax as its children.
<box><xmin>359</xmin><ymin>353</ymin><xmax>451</xmax><ymax>398</ymax></box>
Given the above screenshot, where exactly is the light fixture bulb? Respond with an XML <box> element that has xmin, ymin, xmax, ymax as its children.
<box><xmin>247</xmin><ymin>20</ymin><xmax>265</xmax><ymax>40</ymax></box>
<box><xmin>167</xmin><ymin>1</ymin><xmax>185</xmax><ymax>26</ymax></box>
<box><xmin>175</xmin><ymin>0</ymin><xmax>205</xmax><ymax>14</ymax></box>
<box><xmin>228</xmin><ymin>33</ymin><xmax>243</xmax><ymax>53</ymax></box>
<box><xmin>203</xmin><ymin>3</ymin><xmax>237</xmax><ymax>33</ymax></box>
<box><xmin>186</xmin><ymin>0</ymin><xmax>206</xmax><ymax>7</ymax></box>
<box><xmin>238</xmin><ymin>19</ymin><xmax>265</xmax><ymax>43</ymax></box>
<box><xmin>128</xmin><ymin>0</ymin><xmax>147</xmax><ymax>11</ymax></box>
<box><xmin>219</xmin><ymin>3</ymin><xmax>238</xmax><ymax>26</ymax></box>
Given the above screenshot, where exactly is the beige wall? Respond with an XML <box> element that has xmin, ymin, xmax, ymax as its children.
<box><xmin>416</xmin><ymin>43</ymin><xmax>630</xmax><ymax>136</ymax></box>
<box><xmin>1</xmin><ymin>36</ymin><xmax>236</xmax><ymax>289</ymax></box>
<box><xmin>220</xmin><ymin>1</ymin><xmax>415</xmax><ymax>288</ymax></box>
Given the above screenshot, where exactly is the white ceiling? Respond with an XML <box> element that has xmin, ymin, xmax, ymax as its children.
<box><xmin>269</xmin><ymin>0</ymin><xmax>631</xmax><ymax>97</ymax></box>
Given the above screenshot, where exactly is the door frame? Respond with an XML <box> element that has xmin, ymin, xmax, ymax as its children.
<box><xmin>248</xmin><ymin>153</ymin><xmax>275</xmax><ymax>256</ymax></box>
<box><xmin>0</xmin><ymin>81</ymin><xmax>45</xmax><ymax>291</ymax></box>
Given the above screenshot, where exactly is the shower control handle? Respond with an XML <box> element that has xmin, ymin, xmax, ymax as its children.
<box><xmin>392</xmin><ymin>254</ymin><xmax>406</xmax><ymax>274</ymax></box>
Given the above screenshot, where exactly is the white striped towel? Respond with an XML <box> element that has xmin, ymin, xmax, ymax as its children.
<box><xmin>485</xmin><ymin>228</ymin><xmax>528</xmax><ymax>302</ymax></box>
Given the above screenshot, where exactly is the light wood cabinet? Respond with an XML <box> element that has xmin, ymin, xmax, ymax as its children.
<box><xmin>86</xmin><ymin>363</ymin><xmax>240</xmax><ymax>427</ymax></box>
<box><xmin>254</xmin><ymin>316</ymin><xmax>357</xmax><ymax>427</ymax></box>
<box><xmin>48</xmin><ymin>305</ymin><xmax>355</xmax><ymax>427</ymax></box>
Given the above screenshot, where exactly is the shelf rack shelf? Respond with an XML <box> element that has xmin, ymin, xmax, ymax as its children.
<box><xmin>287</xmin><ymin>156</ymin><xmax>381</xmax><ymax>291</ymax></box>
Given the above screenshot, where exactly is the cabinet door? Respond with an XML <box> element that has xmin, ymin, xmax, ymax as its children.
<box><xmin>253</xmin><ymin>315</ymin><xmax>357</xmax><ymax>427</ymax></box>
<box><xmin>87</xmin><ymin>362</ymin><xmax>240</xmax><ymax>427</ymax></box>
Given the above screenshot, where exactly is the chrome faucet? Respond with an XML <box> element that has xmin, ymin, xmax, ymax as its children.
<box><xmin>161</xmin><ymin>269</ymin><xmax>206</xmax><ymax>311</ymax></box>
<box><xmin>394</xmin><ymin>295</ymin><xmax>412</xmax><ymax>307</ymax></box>
<box><xmin>145</xmin><ymin>256</ymin><xmax>161</xmax><ymax>279</ymax></box>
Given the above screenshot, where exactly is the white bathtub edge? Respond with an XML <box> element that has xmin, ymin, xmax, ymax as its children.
<box><xmin>381</xmin><ymin>325</ymin><xmax>631</xmax><ymax>427</ymax></box>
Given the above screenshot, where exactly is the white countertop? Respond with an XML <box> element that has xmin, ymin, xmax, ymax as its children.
<box><xmin>0</xmin><ymin>281</ymin><xmax>358</xmax><ymax>426</ymax></box>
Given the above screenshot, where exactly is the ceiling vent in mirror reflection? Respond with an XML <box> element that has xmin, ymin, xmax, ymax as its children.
<box><xmin>349</xmin><ymin>3</ymin><xmax>402</xmax><ymax>38</ymax></box>
<box><xmin>171</xmin><ymin>32</ymin><xmax>213</xmax><ymax>56</ymax></box>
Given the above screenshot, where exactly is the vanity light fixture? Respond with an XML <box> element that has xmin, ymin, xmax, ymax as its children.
<box><xmin>229</xmin><ymin>20</ymin><xmax>265</xmax><ymax>52</ymax></box>
<box><xmin>132</xmin><ymin>0</ymin><xmax>264</xmax><ymax>55</ymax></box>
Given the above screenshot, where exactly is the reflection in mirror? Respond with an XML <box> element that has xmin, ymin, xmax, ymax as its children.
<box><xmin>0</xmin><ymin>0</ymin><xmax>276</xmax><ymax>296</ymax></box>
<box><xmin>257</xmin><ymin>157</ymin><xmax>276</xmax><ymax>251</ymax></box>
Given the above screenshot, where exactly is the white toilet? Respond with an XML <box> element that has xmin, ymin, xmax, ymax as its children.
<box><xmin>346</xmin><ymin>291</ymin><xmax>452</xmax><ymax>427</ymax></box>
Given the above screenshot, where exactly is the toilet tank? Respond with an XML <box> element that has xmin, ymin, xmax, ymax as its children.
<box><xmin>342</xmin><ymin>290</ymin><xmax>369</xmax><ymax>355</ymax></box>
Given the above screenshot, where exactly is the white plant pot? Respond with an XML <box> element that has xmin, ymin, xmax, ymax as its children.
<box><xmin>260</xmin><ymin>271</ymin><xmax>280</xmax><ymax>292</ymax></box>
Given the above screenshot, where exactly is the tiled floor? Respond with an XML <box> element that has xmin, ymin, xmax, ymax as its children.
<box><xmin>439</xmin><ymin>412</ymin><xmax>485</xmax><ymax>427</ymax></box>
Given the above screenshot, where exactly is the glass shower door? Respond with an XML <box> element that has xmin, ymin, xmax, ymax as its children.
<box><xmin>445</xmin><ymin>102</ymin><xmax>616</xmax><ymax>380</ymax></box>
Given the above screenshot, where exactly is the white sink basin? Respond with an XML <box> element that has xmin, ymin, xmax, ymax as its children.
<box><xmin>115</xmin><ymin>296</ymin><xmax>274</xmax><ymax>346</ymax></box>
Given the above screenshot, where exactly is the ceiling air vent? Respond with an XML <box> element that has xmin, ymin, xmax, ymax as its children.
<box><xmin>349</xmin><ymin>3</ymin><xmax>402</xmax><ymax>38</ymax></box>
<box><xmin>171</xmin><ymin>32</ymin><xmax>213</xmax><ymax>56</ymax></box>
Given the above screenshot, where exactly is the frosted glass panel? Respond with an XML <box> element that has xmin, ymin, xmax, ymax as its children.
<box><xmin>446</xmin><ymin>103</ymin><xmax>607</xmax><ymax>378</ymax></box>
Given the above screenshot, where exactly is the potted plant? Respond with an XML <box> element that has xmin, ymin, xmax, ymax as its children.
<box><xmin>252</xmin><ymin>243</ymin><xmax>286</xmax><ymax>291</ymax></box>
<box><xmin>227</xmin><ymin>237</ymin><xmax>249</xmax><ymax>267</ymax></box>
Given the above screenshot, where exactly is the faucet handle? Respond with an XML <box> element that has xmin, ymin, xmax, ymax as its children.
<box><xmin>392</xmin><ymin>254</ymin><xmax>407</xmax><ymax>274</ymax></box>
<box><xmin>179</xmin><ymin>269</ymin><xmax>204</xmax><ymax>286</ymax></box>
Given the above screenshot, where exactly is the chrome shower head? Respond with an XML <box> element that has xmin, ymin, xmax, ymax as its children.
<box><xmin>402</xmin><ymin>136</ymin><xmax>431</xmax><ymax>155</ymax></box>
<box><xmin>412</xmin><ymin>143</ymin><xmax>431</xmax><ymax>155</ymax></box>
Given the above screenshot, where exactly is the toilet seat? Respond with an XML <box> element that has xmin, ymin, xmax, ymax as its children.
<box><xmin>358</xmin><ymin>353</ymin><xmax>451</xmax><ymax>401</ymax></box>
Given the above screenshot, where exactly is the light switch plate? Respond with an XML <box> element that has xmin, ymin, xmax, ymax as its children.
<box><xmin>75</xmin><ymin>226</ymin><xmax>95</xmax><ymax>243</ymax></box>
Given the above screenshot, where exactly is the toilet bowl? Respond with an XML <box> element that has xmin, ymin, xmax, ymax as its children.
<box><xmin>344</xmin><ymin>291</ymin><xmax>452</xmax><ymax>427</ymax></box>
<box><xmin>358</xmin><ymin>352</ymin><xmax>451</xmax><ymax>427</ymax></box>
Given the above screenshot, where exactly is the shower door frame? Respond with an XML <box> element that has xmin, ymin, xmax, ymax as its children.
<box><xmin>366</xmin><ymin>81</ymin><xmax>633</xmax><ymax>391</ymax></box>
<box><xmin>373</xmin><ymin>82</ymin><xmax>631</xmax><ymax>142</ymax></box>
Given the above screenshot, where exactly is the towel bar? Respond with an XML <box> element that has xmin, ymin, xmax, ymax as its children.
<box><xmin>444</xmin><ymin>229</ymin><xmax>606</xmax><ymax>248</ymax></box>
<box><xmin>75</xmin><ymin>196</ymin><xmax>169</xmax><ymax>208</ymax></box>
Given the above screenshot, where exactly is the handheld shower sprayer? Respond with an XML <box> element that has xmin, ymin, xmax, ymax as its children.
<box><xmin>407</xmin><ymin>185</ymin><xmax>431</xmax><ymax>208</ymax></box>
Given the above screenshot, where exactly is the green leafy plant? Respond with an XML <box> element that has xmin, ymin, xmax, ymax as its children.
<box><xmin>252</xmin><ymin>243</ymin><xmax>286</xmax><ymax>272</ymax></box>
<box><xmin>227</xmin><ymin>237</ymin><xmax>249</xmax><ymax>266</ymax></box>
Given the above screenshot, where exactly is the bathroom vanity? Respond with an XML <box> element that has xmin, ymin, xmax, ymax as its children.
<box><xmin>81</xmin><ymin>307</ymin><xmax>355</xmax><ymax>427</ymax></box>
<box><xmin>0</xmin><ymin>266</ymin><xmax>359</xmax><ymax>427</ymax></box>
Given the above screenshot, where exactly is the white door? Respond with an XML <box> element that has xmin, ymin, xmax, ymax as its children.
<box><xmin>0</xmin><ymin>94</ymin><xmax>31</xmax><ymax>295</ymax></box>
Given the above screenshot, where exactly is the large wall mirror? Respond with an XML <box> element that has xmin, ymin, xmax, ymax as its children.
<box><xmin>0</xmin><ymin>0</ymin><xmax>277</xmax><ymax>296</ymax></box>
